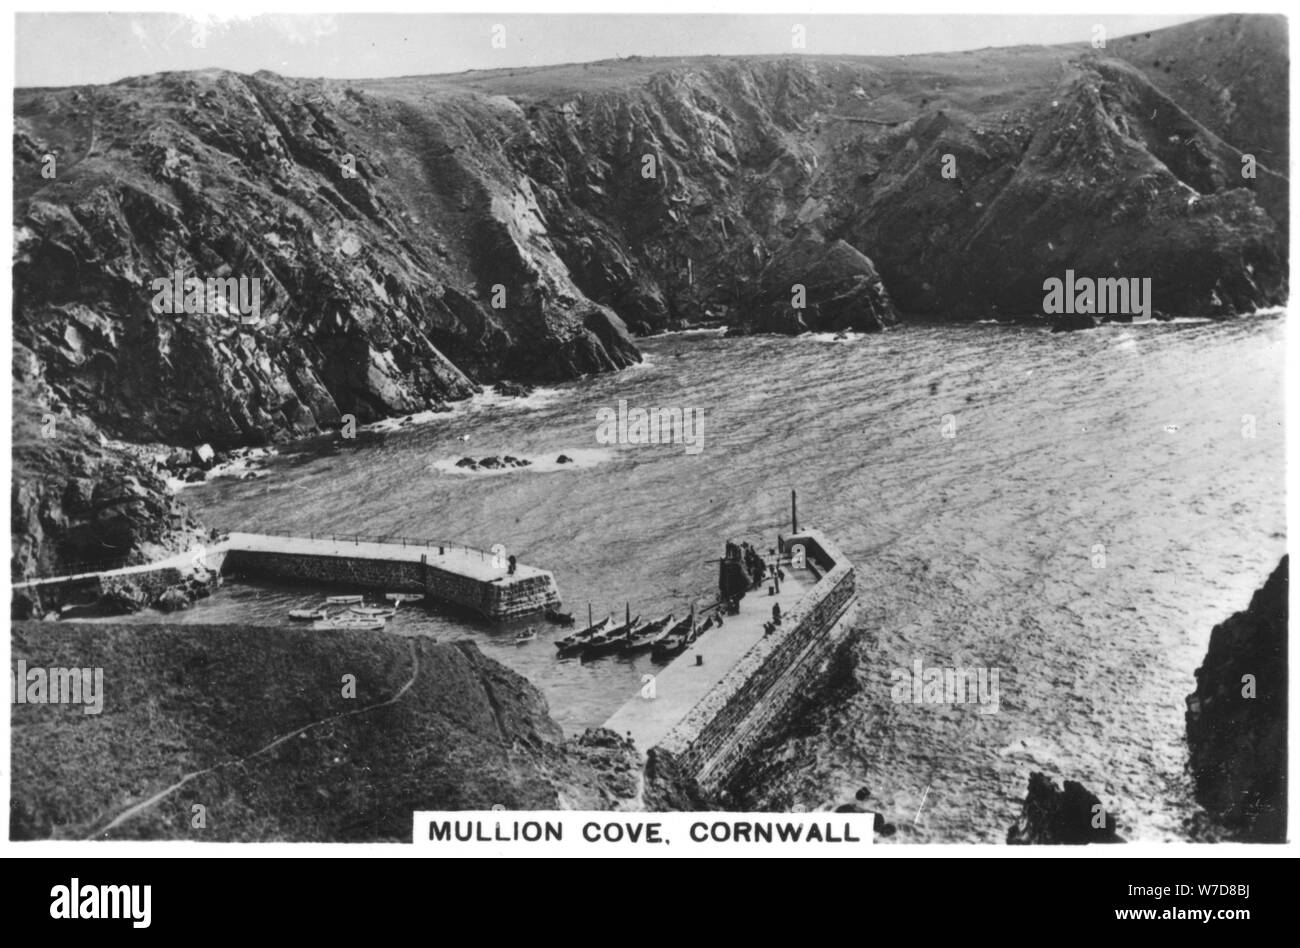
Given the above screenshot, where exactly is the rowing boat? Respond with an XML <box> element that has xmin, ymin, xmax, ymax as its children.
<box><xmin>312</xmin><ymin>616</ymin><xmax>386</xmax><ymax>631</ymax></box>
<box><xmin>325</xmin><ymin>595</ymin><xmax>364</xmax><ymax>605</ymax></box>
<box><xmin>289</xmin><ymin>608</ymin><xmax>328</xmax><ymax>621</ymax></box>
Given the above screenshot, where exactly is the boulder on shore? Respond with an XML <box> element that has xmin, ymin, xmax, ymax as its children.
<box><xmin>191</xmin><ymin>443</ymin><xmax>216</xmax><ymax>469</ymax></box>
<box><xmin>1049</xmin><ymin>313</ymin><xmax>1098</xmax><ymax>332</ymax></box>
<box><xmin>493</xmin><ymin>381</ymin><xmax>533</xmax><ymax>398</ymax></box>
<box><xmin>1006</xmin><ymin>772</ymin><xmax>1124</xmax><ymax>844</ymax></box>
<box><xmin>1185</xmin><ymin>556</ymin><xmax>1287</xmax><ymax>841</ymax></box>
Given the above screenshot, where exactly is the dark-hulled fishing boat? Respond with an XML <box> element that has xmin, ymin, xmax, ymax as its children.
<box><xmin>651</xmin><ymin>615</ymin><xmax>694</xmax><ymax>660</ymax></box>
<box><xmin>555</xmin><ymin>616</ymin><xmax>612</xmax><ymax>655</ymax></box>
<box><xmin>544</xmin><ymin>609</ymin><xmax>575</xmax><ymax>626</ymax></box>
<box><xmin>619</xmin><ymin>614</ymin><xmax>674</xmax><ymax>655</ymax></box>
<box><xmin>581</xmin><ymin>615</ymin><xmax>640</xmax><ymax>659</ymax></box>
<box><xmin>652</xmin><ymin>614</ymin><xmax>715</xmax><ymax>661</ymax></box>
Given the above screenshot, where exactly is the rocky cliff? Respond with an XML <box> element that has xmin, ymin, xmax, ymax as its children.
<box><xmin>11</xmin><ymin>15</ymin><xmax>1289</xmax><ymax>578</ymax></box>
<box><xmin>1185</xmin><ymin>556</ymin><xmax>1287</xmax><ymax>841</ymax></box>
<box><xmin>10</xmin><ymin>623</ymin><xmax>661</xmax><ymax>840</ymax></box>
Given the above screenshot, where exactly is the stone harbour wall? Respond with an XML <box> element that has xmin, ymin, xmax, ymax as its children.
<box><xmin>221</xmin><ymin>549</ymin><xmax>559</xmax><ymax>620</ymax></box>
<box><xmin>655</xmin><ymin>530</ymin><xmax>858</xmax><ymax>794</ymax></box>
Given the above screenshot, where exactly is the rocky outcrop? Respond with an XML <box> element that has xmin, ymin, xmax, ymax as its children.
<box><xmin>740</xmin><ymin>234</ymin><xmax>895</xmax><ymax>334</ymax></box>
<box><xmin>643</xmin><ymin>745</ymin><xmax>714</xmax><ymax>811</ymax></box>
<box><xmin>1186</xmin><ymin>556</ymin><xmax>1287</xmax><ymax>841</ymax></box>
<box><xmin>1006</xmin><ymin>772</ymin><xmax>1125</xmax><ymax>844</ymax></box>
<box><xmin>10</xmin><ymin>385</ymin><xmax>206</xmax><ymax>586</ymax></box>
<box><xmin>10</xmin><ymin>625</ymin><xmax>653</xmax><ymax>840</ymax></box>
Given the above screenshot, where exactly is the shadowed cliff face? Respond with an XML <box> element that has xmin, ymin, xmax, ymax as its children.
<box><xmin>10</xmin><ymin>15</ymin><xmax>1290</xmax><ymax>575</ymax></box>
<box><xmin>1186</xmin><ymin>556</ymin><xmax>1288</xmax><ymax>841</ymax></box>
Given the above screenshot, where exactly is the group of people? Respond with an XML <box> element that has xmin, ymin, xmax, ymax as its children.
<box><xmin>718</xmin><ymin>537</ymin><xmax>793</xmax><ymax>634</ymax></box>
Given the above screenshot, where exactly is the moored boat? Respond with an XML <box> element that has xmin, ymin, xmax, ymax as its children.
<box><xmin>620</xmin><ymin>614</ymin><xmax>674</xmax><ymax>654</ymax></box>
<box><xmin>544</xmin><ymin>609</ymin><xmax>575</xmax><ymax>625</ymax></box>
<box><xmin>384</xmin><ymin>592</ymin><xmax>424</xmax><ymax>603</ymax></box>
<box><xmin>349</xmin><ymin>602</ymin><xmax>399</xmax><ymax>618</ymax></box>
<box><xmin>312</xmin><ymin>615</ymin><xmax>386</xmax><ymax>631</ymax></box>
<box><xmin>514</xmin><ymin>627</ymin><xmax>538</xmax><ymax>644</ymax></box>
<box><xmin>325</xmin><ymin>595</ymin><xmax>364</xmax><ymax>605</ymax></box>
<box><xmin>289</xmin><ymin>608</ymin><xmax>328</xmax><ymax>621</ymax></box>
<box><xmin>555</xmin><ymin>616</ymin><xmax>612</xmax><ymax>654</ymax></box>
<box><xmin>652</xmin><ymin>614</ymin><xmax>713</xmax><ymax>660</ymax></box>
<box><xmin>581</xmin><ymin>616</ymin><xmax>640</xmax><ymax>659</ymax></box>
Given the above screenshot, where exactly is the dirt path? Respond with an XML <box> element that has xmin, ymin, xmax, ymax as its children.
<box><xmin>84</xmin><ymin>640</ymin><xmax>422</xmax><ymax>840</ymax></box>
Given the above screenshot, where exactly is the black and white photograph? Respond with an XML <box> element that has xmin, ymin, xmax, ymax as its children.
<box><xmin>5</xmin><ymin>5</ymin><xmax>1289</xmax><ymax>874</ymax></box>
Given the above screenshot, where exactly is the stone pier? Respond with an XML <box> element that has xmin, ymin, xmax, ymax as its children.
<box><xmin>13</xmin><ymin>532</ymin><xmax>561</xmax><ymax>622</ymax></box>
<box><xmin>602</xmin><ymin>528</ymin><xmax>858</xmax><ymax>794</ymax></box>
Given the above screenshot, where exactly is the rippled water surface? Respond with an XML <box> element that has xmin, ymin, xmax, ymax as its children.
<box><xmin>175</xmin><ymin>315</ymin><xmax>1285</xmax><ymax>841</ymax></box>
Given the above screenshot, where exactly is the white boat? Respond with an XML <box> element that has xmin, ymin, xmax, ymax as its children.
<box><xmin>289</xmin><ymin>608</ymin><xmax>328</xmax><ymax>621</ymax></box>
<box><xmin>326</xmin><ymin>595</ymin><xmax>364</xmax><ymax>605</ymax></box>
<box><xmin>313</xmin><ymin>616</ymin><xmax>386</xmax><ymax>631</ymax></box>
<box><xmin>513</xmin><ymin>628</ymin><xmax>537</xmax><ymax>644</ymax></box>
<box><xmin>384</xmin><ymin>592</ymin><xmax>424</xmax><ymax>603</ymax></box>
<box><xmin>349</xmin><ymin>604</ymin><xmax>398</xmax><ymax>618</ymax></box>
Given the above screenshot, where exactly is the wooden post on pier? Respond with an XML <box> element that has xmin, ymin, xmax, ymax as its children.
<box><xmin>588</xmin><ymin>603</ymin><xmax>593</xmax><ymax>630</ymax></box>
<box><xmin>791</xmin><ymin>489</ymin><xmax>798</xmax><ymax>534</ymax></box>
<box><xmin>626</xmin><ymin>602</ymin><xmax>631</xmax><ymax>629</ymax></box>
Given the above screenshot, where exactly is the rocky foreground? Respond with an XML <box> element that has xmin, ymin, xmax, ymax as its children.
<box><xmin>11</xmin><ymin>14</ymin><xmax>1289</xmax><ymax>579</ymax></box>
<box><xmin>1185</xmin><ymin>556</ymin><xmax>1287</xmax><ymax>841</ymax></box>
<box><xmin>10</xmin><ymin>622</ymin><xmax>705</xmax><ymax>840</ymax></box>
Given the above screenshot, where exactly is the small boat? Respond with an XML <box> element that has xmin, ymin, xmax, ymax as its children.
<box><xmin>581</xmin><ymin>616</ymin><xmax>640</xmax><ymax>660</ymax></box>
<box><xmin>349</xmin><ymin>602</ymin><xmax>399</xmax><ymax>618</ymax></box>
<box><xmin>313</xmin><ymin>616</ymin><xmax>386</xmax><ymax>631</ymax></box>
<box><xmin>289</xmin><ymin>608</ymin><xmax>328</xmax><ymax>621</ymax></box>
<box><xmin>620</xmin><ymin>614</ymin><xmax>674</xmax><ymax>654</ymax></box>
<box><xmin>555</xmin><ymin>616</ymin><xmax>612</xmax><ymax>654</ymax></box>
<box><xmin>544</xmin><ymin>609</ymin><xmax>575</xmax><ymax>626</ymax></box>
<box><xmin>514</xmin><ymin>628</ymin><xmax>538</xmax><ymax>644</ymax></box>
<box><xmin>326</xmin><ymin>595</ymin><xmax>364</xmax><ymax>605</ymax></box>
<box><xmin>652</xmin><ymin>615</ymin><xmax>712</xmax><ymax>661</ymax></box>
<box><xmin>385</xmin><ymin>592</ymin><xmax>424</xmax><ymax>603</ymax></box>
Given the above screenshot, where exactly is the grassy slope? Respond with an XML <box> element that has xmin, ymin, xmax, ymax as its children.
<box><xmin>11</xmin><ymin>623</ymin><xmax>638</xmax><ymax>841</ymax></box>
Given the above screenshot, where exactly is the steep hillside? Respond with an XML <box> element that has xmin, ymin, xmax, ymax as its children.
<box><xmin>10</xmin><ymin>623</ymin><xmax>684</xmax><ymax>840</ymax></box>
<box><xmin>1112</xmin><ymin>14</ymin><xmax>1288</xmax><ymax>167</ymax></box>
<box><xmin>11</xmin><ymin>15</ymin><xmax>1289</xmax><ymax>578</ymax></box>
